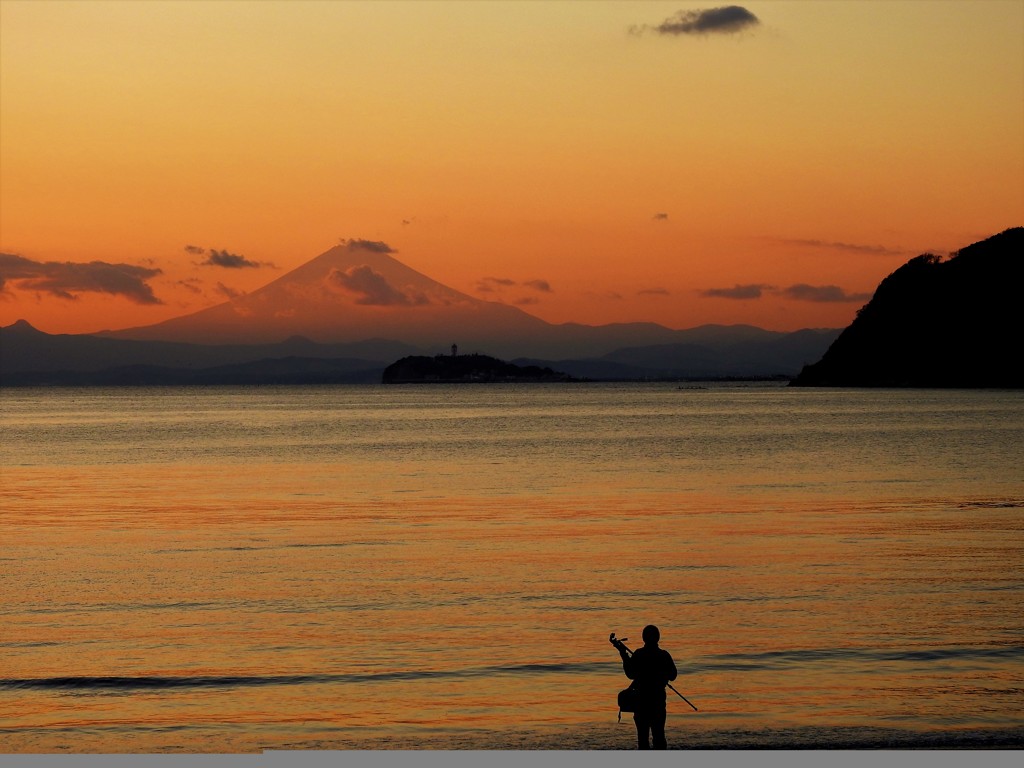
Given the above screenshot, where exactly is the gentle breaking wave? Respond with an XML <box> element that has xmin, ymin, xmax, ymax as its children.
<box><xmin>0</xmin><ymin>661</ymin><xmax>610</xmax><ymax>692</ymax></box>
<box><xmin>957</xmin><ymin>498</ymin><xmax>1023</xmax><ymax>509</ymax></box>
<box><xmin>696</xmin><ymin>645</ymin><xmax>1024</xmax><ymax>671</ymax></box>
<box><xmin>5</xmin><ymin>646</ymin><xmax>1019</xmax><ymax>692</ymax></box>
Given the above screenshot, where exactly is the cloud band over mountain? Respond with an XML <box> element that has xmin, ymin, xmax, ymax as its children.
<box><xmin>340</xmin><ymin>239</ymin><xmax>396</xmax><ymax>254</ymax></box>
<box><xmin>327</xmin><ymin>265</ymin><xmax>429</xmax><ymax>306</ymax></box>
<box><xmin>0</xmin><ymin>253</ymin><xmax>163</xmax><ymax>304</ymax></box>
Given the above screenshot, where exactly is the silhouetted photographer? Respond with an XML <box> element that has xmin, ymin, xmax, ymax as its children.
<box><xmin>610</xmin><ymin>625</ymin><xmax>683</xmax><ymax>750</ymax></box>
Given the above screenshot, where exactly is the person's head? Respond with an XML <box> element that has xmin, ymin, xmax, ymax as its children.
<box><xmin>642</xmin><ymin>624</ymin><xmax>660</xmax><ymax>646</ymax></box>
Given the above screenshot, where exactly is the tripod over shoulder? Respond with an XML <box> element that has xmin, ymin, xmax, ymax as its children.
<box><xmin>609</xmin><ymin>629</ymin><xmax>698</xmax><ymax>712</ymax></box>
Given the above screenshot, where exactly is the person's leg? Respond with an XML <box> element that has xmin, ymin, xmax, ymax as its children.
<box><xmin>633</xmin><ymin>713</ymin><xmax>651</xmax><ymax>749</ymax></box>
<box><xmin>650</xmin><ymin>707</ymin><xmax>668</xmax><ymax>749</ymax></box>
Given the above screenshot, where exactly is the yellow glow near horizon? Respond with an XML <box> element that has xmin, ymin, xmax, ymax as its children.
<box><xmin>2</xmin><ymin>0</ymin><xmax>1022</xmax><ymax>334</ymax></box>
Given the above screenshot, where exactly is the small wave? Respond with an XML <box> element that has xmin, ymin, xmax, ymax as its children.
<box><xmin>0</xmin><ymin>641</ymin><xmax>61</xmax><ymax>649</ymax></box>
<box><xmin>0</xmin><ymin>661</ymin><xmax>608</xmax><ymax>693</ymax></box>
<box><xmin>958</xmin><ymin>499</ymin><xmax>1023</xmax><ymax>509</ymax></box>
<box><xmin>519</xmin><ymin>589</ymin><xmax>677</xmax><ymax>603</ymax></box>
<box><xmin>646</xmin><ymin>564</ymin><xmax>734</xmax><ymax>571</ymax></box>
<box><xmin>698</xmin><ymin>645</ymin><xmax>1024</xmax><ymax>671</ymax></box>
<box><xmin>153</xmin><ymin>541</ymin><xmax>390</xmax><ymax>555</ymax></box>
<box><xmin>17</xmin><ymin>600</ymin><xmax>228</xmax><ymax>615</ymax></box>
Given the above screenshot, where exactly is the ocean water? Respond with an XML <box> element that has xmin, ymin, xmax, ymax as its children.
<box><xmin>1</xmin><ymin>383</ymin><xmax>1022</xmax><ymax>752</ymax></box>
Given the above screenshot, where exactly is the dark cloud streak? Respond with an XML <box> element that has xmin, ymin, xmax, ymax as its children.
<box><xmin>188</xmin><ymin>245</ymin><xmax>275</xmax><ymax>269</ymax></box>
<box><xmin>700</xmin><ymin>281</ymin><xmax>870</xmax><ymax>303</ymax></box>
<box><xmin>777</xmin><ymin>238</ymin><xmax>909</xmax><ymax>257</ymax></box>
<box><xmin>202</xmin><ymin>250</ymin><xmax>262</xmax><ymax>269</ymax></box>
<box><xmin>215</xmin><ymin>282</ymin><xmax>245</xmax><ymax>300</ymax></box>
<box><xmin>340</xmin><ymin>239</ymin><xmax>396</xmax><ymax>254</ymax></box>
<box><xmin>632</xmin><ymin>6</ymin><xmax>760</xmax><ymax>37</ymax></box>
<box><xmin>476</xmin><ymin>276</ymin><xmax>553</xmax><ymax>298</ymax></box>
<box><xmin>0</xmin><ymin>252</ymin><xmax>163</xmax><ymax>304</ymax></box>
<box><xmin>701</xmin><ymin>283</ymin><xmax>770</xmax><ymax>299</ymax></box>
<box><xmin>327</xmin><ymin>265</ymin><xmax>429</xmax><ymax>306</ymax></box>
<box><xmin>780</xmin><ymin>284</ymin><xmax>871</xmax><ymax>303</ymax></box>
<box><xmin>523</xmin><ymin>279</ymin><xmax>552</xmax><ymax>293</ymax></box>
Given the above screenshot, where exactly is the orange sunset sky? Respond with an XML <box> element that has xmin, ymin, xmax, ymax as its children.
<box><xmin>1</xmin><ymin>0</ymin><xmax>1022</xmax><ymax>336</ymax></box>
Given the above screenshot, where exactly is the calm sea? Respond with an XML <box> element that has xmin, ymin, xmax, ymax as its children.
<box><xmin>1</xmin><ymin>383</ymin><xmax>1022</xmax><ymax>752</ymax></box>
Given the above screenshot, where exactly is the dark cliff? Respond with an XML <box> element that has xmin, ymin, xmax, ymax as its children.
<box><xmin>791</xmin><ymin>227</ymin><xmax>1023</xmax><ymax>387</ymax></box>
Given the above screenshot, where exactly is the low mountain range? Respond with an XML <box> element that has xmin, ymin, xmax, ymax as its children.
<box><xmin>4</xmin><ymin>230</ymin><xmax>1017</xmax><ymax>387</ymax></box>
<box><xmin>791</xmin><ymin>227</ymin><xmax>1022</xmax><ymax>387</ymax></box>
<box><xmin>1</xmin><ymin>238</ymin><xmax>843</xmax><ymax>384</ymax></box>
<box><xmin>0</xmin><ymin>318</ymin><xmax>838</xmax><ymax>385</ymax></box>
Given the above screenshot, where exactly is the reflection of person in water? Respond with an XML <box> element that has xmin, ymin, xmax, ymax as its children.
<box><xmin>614</xmin><ymin>625</ymin><xmax>678</xmax><ymax>749</ymax></box>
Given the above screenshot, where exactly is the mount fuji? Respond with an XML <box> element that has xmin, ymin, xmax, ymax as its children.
<box><xmin>106</xmin><ymin>240</ymin><xmax>555</xmax><ymax>357</ymax></box>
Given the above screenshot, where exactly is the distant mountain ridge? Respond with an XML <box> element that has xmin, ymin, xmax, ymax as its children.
<box><xmin>792</xmin><ymin>227</ymin><xmax>1023</xmax><ymax>387</ymax></box>
<box><xmin>96</xmin><ymin>240</ymin><xmax>836</xmax><ymax>362</ymax></box>
<box><xmin>1</xmin><ymin>319</ymin><xmax>838</xmax><ymax>385</ymax></box>
<box><xmin>1</xmin><ymin>239</ymin><xmax>842</xmax><ymax>384</ymax></box>
<box><xmin>6</xmin><ymin>231</ymin><xmax>1019</xmax><ymax>386</ymax></box>
<box><xmin>518</xmin><ymin>326</ymin><xmax>839</xmax><ymax>381</ymax></box>
<box><xmin>1</xmin><ymin>318</ymin><xmax>411</xmax><ymax>372</ymax></box>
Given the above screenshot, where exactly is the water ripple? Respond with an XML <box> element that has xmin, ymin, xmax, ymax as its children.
<box><xmin>0</xmin><ymin>661</ymin><xmax>609</xmax><ymax>692</ymax></box>
<box><xmin>698</xmin><ymin>645</ymin><xmax>1024</xmax><ymax>671</ymax></box>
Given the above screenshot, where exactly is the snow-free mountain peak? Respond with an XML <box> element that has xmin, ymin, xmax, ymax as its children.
<box><xmin>108</xmin><ymin>240</ymin><xmax>550</xmax><ymax>354</ymax></box>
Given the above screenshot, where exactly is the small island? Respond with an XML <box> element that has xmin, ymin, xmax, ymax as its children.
<box><xmin>382</xmin><ymin>351</ymin><xmax>575</xmax><ymax>384</ymax></box>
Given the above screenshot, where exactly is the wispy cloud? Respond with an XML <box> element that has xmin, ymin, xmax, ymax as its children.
<box><xmin>586</xmin><ymin>290</ymin><xmax>624</xmax><ymax>301</ymax></box>
<box><xmin>638</xmin><ymin>287</ymin><xmax>671</xmax><ymax>296</ymax></box>
<box><xmin>632</xmin><ymin>6</ymin><xmax>761</xmax><ymax>37</ymax></box>
<box><xmin>188</xmin><ymin>245</ymin><xmax>275</xmax><ymax>269</ymax></box>
<box><xmin>476</xmin><ymin>277</ymin><xmax>517</xmax><ymax>293</ymax></box>
<box><xmin>203</xmin><ymin>250</ymin><xmax>262</xmax><ymax>269</ymax></box>
<box><xmin>475</xmin><ymin>276</ymin><xmax>553</xmax><ymax>304</ymax></box>
<box><xmin>780</xmin><ymin>284</ymin><xmax>871</xmax><ymax>303</ymax></box>
<box><xmin>215</xmin><ymin>282</ymin><xmax>245</xmax><ymax>300</ymax></box>
<box><xmin>775</xmin><ymin>238</ymin><xmax>910</xmax><ymax>257</ymax></box>
<box><xmin>700</xmin><ymin>281</ymin><xmax>870</xmax><ymax>303</ymax></box>
<box><xmin>327</xmin><ymin>265</ymin><xmax>429</xmax><ymax>306</ymax></box>
<box><xmin>0</xmin><ymin>252</ymin><xmax>163</xmax><ymax>304</ymax></box>
<box><xmin>175</xmin><ymin>277</ymin><xmax>204</xmax><ymax>295</ymax></box>
<box><xmin>653</xmin><ymin>212</ymin><xmax>669</xmax><ymax>221</ymax></box>
<box><xmin>340</xmin><ymin>238</ymin><xmax>396</xmax><ymax>254</ymax></box>
<box><xmin>701</xmin><ymin>283</ymin><xmax>771</xmax><ymax>299</ymax></box>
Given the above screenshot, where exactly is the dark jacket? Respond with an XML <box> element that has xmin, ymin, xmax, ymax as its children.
<box><xmin>622</xmin><ymin>644</ymin><xmax>678</xmax><ymax>707</ymax></box>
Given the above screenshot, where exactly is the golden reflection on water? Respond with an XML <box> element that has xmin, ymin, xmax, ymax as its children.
<box><xmin>5</xmin><ymin>461</ymin><xmax>1023</xmax><ymax>750</ymax></box>
<box><xmin>2</xmin><ymin>386</ymin><xmax>1023</xmax><ymax>751</ymax></box>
